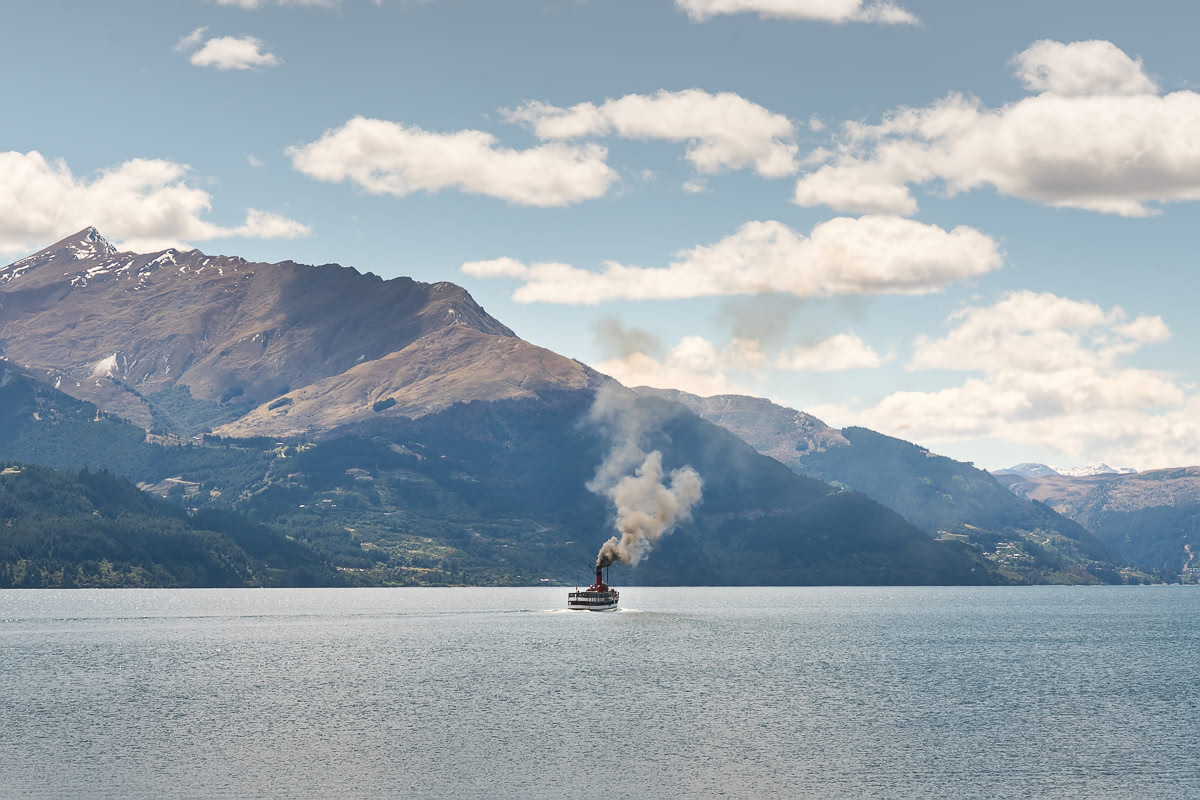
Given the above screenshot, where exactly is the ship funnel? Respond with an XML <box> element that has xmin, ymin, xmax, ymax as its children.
<box><xmin>595</xmin><ymin>567</ymin><xmax>604</xmax><ymax>587</ymax></box>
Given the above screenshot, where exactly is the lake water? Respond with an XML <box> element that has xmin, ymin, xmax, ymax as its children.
<box><xmin>2</xmin><ymin>587</ymin><xmax>1198</xmax><ymax>799</ymax></box>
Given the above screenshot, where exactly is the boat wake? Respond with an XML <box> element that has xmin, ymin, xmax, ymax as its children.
<box><xmin>539</xmin><ymin>607</ymin><xmax>643</xmax><ymax>615</ymax></box>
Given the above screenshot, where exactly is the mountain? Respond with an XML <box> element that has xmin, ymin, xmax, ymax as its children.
<box><xmin>1051</xmin><ymin>464</ymin><xmax>1138</xmax><ymax>477</ymax></box>
<box><xmin>993</xmin><ymin>463</ymin><xmax>1138</xmax><ymax>478</ymax></box>
<box><xmin>0</xmin><ymin>361</ymin><xmax>1002</xmax><ymax>586</ymax></box>
<box><xmin>0</xmin><ymin>462</ymin><xmax>334</xmax><ymax>588</ymax></box>
<box><xmin>633</xmin><ymin>388</ymin><xmax>1134</xmax><ymax>584</ymax></box>
<box><xmin>0</xmin><ymin>217</ymin><xmax>1011</xmax><ymax>589</ymax></box>
<box><xmin>1</xmin><ymin>227</ymin><xmax>595</xmax><ymax>436</ymax></box>
<box><xmin>216</xmin><ymin>324</ymin><xmax>597</xmax><ymax>438</ymax></box>
<box><xmin>993</xmin><ymin>463</ymin><xmax>1062</xmax><ymax>478</ymax></box>
<box><xmin>996</xmin><ymin>468</ymin><xmax>1200</xmax><ymax>574</ymax></box>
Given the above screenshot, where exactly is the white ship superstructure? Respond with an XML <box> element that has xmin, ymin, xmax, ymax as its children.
<box><xmin>567</xmin><ymin>567</ymin><xmax>619</xmax><ymax>611</ymax></box>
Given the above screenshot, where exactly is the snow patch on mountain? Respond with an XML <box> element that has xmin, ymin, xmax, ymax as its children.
<box><xmin>995</xmin><ymin>463</ymin><xmax>1061</xmax><ymax>478</ymax></box>
<box><xmin>2</xmin><ymin>227</ymin><xmax>117</xmax><ymax>283</ymax></box>
<box><xmin>71</xmin><ymin>228</ymin><xmax>118</xmax><ymax>261</ymax></box>
<box><xmin>91</xmin><ymin>354</ymin><xmax>119</xmax><ymax>378</ymax></box>
<box><xmin>1051</xmin><ymin>464</ymin><xmax>1138</xmax><ymax>477</ymax></box>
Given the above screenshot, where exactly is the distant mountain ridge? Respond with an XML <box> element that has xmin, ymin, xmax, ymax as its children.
<box><xmin>994</xmin><ymin>463</ymin><xmax>1138</xmax><ymax>478</ymax></box>
<box><xmin>634</xmin><ymin>387</ymin><xmax>1132</xmax><ymax>584</ymax></box>
<box><xmin>993</xmin><ymin>463</ymin><xmax>1063</xmax><ymax>478</ymax></box>
<box><xmin>995</xmin><ymin>468</ymin><xmax>1200</xmax><ymax>573</ymax></box>
<box><xmin>1054</xmin><ymin>464</ymin><xmax>1138</xmax><ymax>477</ymax></box>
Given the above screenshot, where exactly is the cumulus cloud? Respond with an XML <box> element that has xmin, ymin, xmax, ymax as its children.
<box><xmin>909</xmin><ymin>291</ymin><xmax>1169</xmax><ymax>374</ymax></box>
<box><xmin>777</xmin><ymin>332</ymin><xmax>885</xmax><ymax>370</ymax></box>
<box><xmin>462</xmin><ymin>215</ymin><xmax>1001</xmax><ymax>304</ymax></box>
<box><xmin>0</xmin><ymin>150</ymin><xmax>309</xmax><ymax>255</ymax></box>
<box><xmin>1012</xmin><ymin>39</ymin><xmax>1158</xmax><ymax>96</ymax></box>
<box><xmin>597</xmin><ymin>329</ymin><xmax>883</xmax><ymax>395</ymax></box>
<box><xmin>675</xmin><ymin>0</ymin><xmax>917</xmax><ymax>25</ymax></box>
<box><xmin>288</xmin><ymin>116</ymin><xmax>617</xmax><ymax>207</ymax></box>
<box><xmin>838</xmin><ymin>291</ymin><xmax>1193</xmax><ymax>469</ymax></box>
<box><xmin>188</xmin><ymin>35</ymin><xmax>281</xmax><ymax>70</ymax></box>
<box><xmin>793</xmin><ymin>39</ymin><xmax>1200</xmax><ymax>217</ymax></box>
<box><xmin>503</xmin><ymin>90</ymin><xmax>799</xmax><ymax>177</ymax></box>
<box><xmin>594</xmin><ymin>336</ymin><xmax>765</xmax><ymax>397</ymax></box>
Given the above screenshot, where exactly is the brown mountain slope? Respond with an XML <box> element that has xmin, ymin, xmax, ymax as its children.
<box><xmin>997</xmin><ymin>468</ymin><xmax>1200</xmax><ymax>520</ymax></box>
<box><xmin>217</xmin><ymin>325</ymin><xmax>601</xmax><ymax>437</ymax></box>
<box><xmin>995</xmin><ymin>468</ymin><xmax>1200</xmax><ymax>572</ymax></box>
<box><xmin>993</xmin><ymin>472</ymin><xmax>1129</xmax><ymax>520</ymax></box>
<box><xmin>0</xmin><ymin>228</ymin><xmax>595</xmax><ymax>434</ymax></box>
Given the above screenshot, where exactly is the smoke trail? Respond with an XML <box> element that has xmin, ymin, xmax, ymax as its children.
<box><xmin>595</xmin><ymin>451</ymin><xmax>702</xmax><ymax>568</ymax></box>
<box><xmin>587</xmin><ymin>385</ymin><xmax>704</xmax><ymax>568</ymax></box>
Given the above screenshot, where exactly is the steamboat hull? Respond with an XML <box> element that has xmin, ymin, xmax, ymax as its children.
<box><xmin>568</xmin><ymin>566</ymin><xmax>620</xmax><ymax>610</ymax></box>
<box><xmin>567</xmin><ymin>591</ymin><xmax>620</xmax><ymax>611</ymax></box>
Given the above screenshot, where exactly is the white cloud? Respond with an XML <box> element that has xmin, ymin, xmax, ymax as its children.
<box><xmin>675</xmin><ymin>0</ymin><xmax>917</xmax><ymax>25</ymax></box>
<box><xmin>594</xmin><ymin>336</ymin><xmax>764</xmax><ymax>397</ymax></box>
<box><xmin>174</xmin><ymin>26</ymin><xmax>209</xmax><ymax>52</ymax></box>
<box><xmin>288</xmin><ymin>116</ymin><xmax>617</xmax><ymax>207</ymax></box>
<box><xmin>189</xmin><ymin>35</ymin><xmax>281</xmax><ymax>70</ymax></box>
<box><xmin>909</xmin><ymin>291</ymin><xmax>1169</xmax><ymax>374</ymax></box>
<box><xmin>247</xmin><ymin>154</ymin><xmax>265</xmax><ymax>167</ymax></box>
<box><xmin>1012</xmin><ymin>39</ymin><xmax>1158</xmax><ymax>96</ymax></box>
<box><xmin>503</xmin><ymin>90</ymin><xmax>799</xmax><ymax>177</ymax></box>
<box><xmin>777</xmin><ymin>332</ymin><xmax>885</xmax><ymax>370</ymax></box>
<box><xmin>837</xmin><ymin>291</ymin><xmax>1193</xmax><ymax>469</ymax></box>
<box><xmin>793</xmin><ymin>40</ymin><xmax>1200</xmax><ymax>218</ymax></box>
<box><xmin>0</xmin><ymin>150</ymin><xmax>309</xmax><ymax>255</ymax></box>
<box><xmin>462</xmin><ymin>215</ymin><xmax>1001</xmax><ymax>304</ymax></box>
<box><xmin>682</xmin><ymin>178</ymin><xmax>708</xmax><ymax>194</ymax></box>
<box><xmin>231</xmin><ymin>209</ymin><xmax>311</xmax><ymax>240</ymax></box>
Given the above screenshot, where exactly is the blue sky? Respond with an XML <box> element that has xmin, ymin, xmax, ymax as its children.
<box><xmin>4</xmin><ymin>0</ymin><xmax>1200</xmax><ymax>470</ymax></box>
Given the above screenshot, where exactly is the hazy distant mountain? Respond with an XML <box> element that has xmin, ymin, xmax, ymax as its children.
<box><xmin>994</xmin><ymin>463</ymin><xmax>1137</xmax><ymax>478</ymax></box>
<box><xmin>993</xmin><ymin>463</ymin><xmax>1062</xmax><ymax>478</ymax></box>
<box><xmin>1051</xmin><ymin>464</ymin><xmax>1138</xmax><ymax>477</ymax></box>
<box><xmin>1</xmin><ymin>228</ymin><xmax>596</xmax><ymax>436</ymax></box>
<box><xmin>634</xmin><ymin>388</ymin><xmax>1129</xmax><ymax>584</ymax></box>
<box><xmin>995</xmin><ymin>468</ymin><xmax>1200</xmax><ymax>573</ymax></box>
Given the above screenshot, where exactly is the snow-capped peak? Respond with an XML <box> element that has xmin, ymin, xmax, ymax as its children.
<box><xmin>1</xmin><ymin>226</ymin><xmax>119</xmax><ymax>282</ymax></box>
<box><xmin>70</xmin><ymin>227</ymin><xmax>118</xmax><ymax>261</ymax></box>
<box><xmin>999</xmin><ymin>463</ymin><xmax>1061</xmax><ymax>478</ymax></box>
<box><xmin>1051</xmin><ymin>464</ymin><xmax>1138</xmax><ymax>477</ymax></box>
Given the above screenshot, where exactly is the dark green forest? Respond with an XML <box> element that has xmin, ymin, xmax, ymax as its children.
<box><xmin>0</xmin><ymin>463</ymin><xmax>333</xmax><ymax>588</ymax></box>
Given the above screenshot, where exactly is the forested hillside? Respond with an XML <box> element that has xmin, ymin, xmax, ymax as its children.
<box><xmin>0</xmin><ymin>363</ymin><xmax>1005</xmax><ymax>586</ymax></box>
<box><xmin>0</xmin><ymin>463</ymin><xmax>333</xmax><ymax>588</ymax></box>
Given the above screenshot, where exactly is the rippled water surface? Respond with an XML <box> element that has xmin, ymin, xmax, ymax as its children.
<box><xmin>2</xmin><ymin>586</ymin><xmax>1198</xmax><ymax>799</ymax></box>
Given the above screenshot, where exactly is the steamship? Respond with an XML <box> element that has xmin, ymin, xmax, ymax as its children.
<box><xmin>567</xmin><ymin>567</ymin><xmax>620</xmax><ymax>611</ymax></box>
